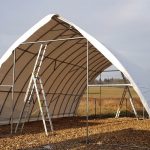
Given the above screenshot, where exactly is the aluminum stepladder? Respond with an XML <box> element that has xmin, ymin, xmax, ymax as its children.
<box><xmin>115</xmin><ymin>73</ymin><xmax>138</xmax><ymax>119</ymax></box>
<box><xmin>15</xmin><ymin>44</ymin><xmax>54</xmax><ymax>135</ymax></box>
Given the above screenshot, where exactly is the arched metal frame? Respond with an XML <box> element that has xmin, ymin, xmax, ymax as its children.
<box><xmin>0</xmin><ymin>15</ymin><xmax>143</xmax><ymax>137</ymax></box>
<box><xmin>0</xmin><ymin>32</ymin><xmax>112</xmax><ymax>134</ymax></box>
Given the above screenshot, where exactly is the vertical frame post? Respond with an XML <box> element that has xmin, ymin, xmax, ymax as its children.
<box><xmin>126</xmin><ymin>98</ymin><xmax>127</xmax><ymax>117</ymax></box>
<box><xmin>94</xmin><ymin>98</ymin><xmax>96</xmax><ymax>117</ymax></box>
<box><xmin>99</xmin><ymin>74</ymin><xmax>102</xmax><ymax>117</ymax></box>
<box><xmin>127</xmin><ymin>87</ymin><xmax>138</xmax><ymax>119</ymax></box>
<box><xmin>11</xmin><ymin>49</ymin><xmax>16</xmax><ymax>134</ymax></box>
<box><xmin>86</xmin><ymin>40</ymin><xmax>89</xmax><ymax>144</ymax></box>
<box><xmin>143</xmin><ymin>105</ymin><xmax>145</xmax><ymax>119</ymax></box>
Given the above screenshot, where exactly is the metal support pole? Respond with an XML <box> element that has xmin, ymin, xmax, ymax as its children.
<box><xmin>88</xmin><ymin>84</ymin><xmax>132</xmax><ymax>87</ymax></box>
<box><xmin>126</xmin><ymin>98</ymin><xmax>127</xmax><ymax>117</ymax></box>
<box><xmin>121</xmin><ymin>72</ymin><xmax>138</xmax><ymax>119</ymax></box>
<box><xmin>21</xmin><ymin>37</ymin><xmax>84</xmax><ymax>45</ymax></box>
<box><xmin>86</xmin><ymin>40</ymin><xmax>89</xmax><ymax>144</ymax></box>
<box><xmin>99</xmin><ymin>74</ymin><xmax>102</xmax><ymax>117</ymax></box>
<box><xmin>115</xmin><ymin>87</ymin><xmax>127</xmax><ymax>118</ymax></box>
<box><xmin>11</xmin><ymin>49</ymin><xmax>16</xmax><ymax>134</ymax></box>
<box><xmin>24</xmin><ymin>44</ymin><xmax>43</xmax><ymax>103</ymax></box>
<box><xmin>0</xmin><ymin>85</ymin><xmax>13</xmax><ymax>87</ymax></box>
<box><xmin>94</xmin><ymin>98</ymin><xmax>96</xmax><ymax>117</ymax></box>
<box><xmin>143</xmin><ymin>105</ymin><xmax>145</xmax><ymax>119</ymax></box>
<box><xmin>127</xmin><ymin>87</ymin><xmax>138</xmax><ymax>119</ymax></box>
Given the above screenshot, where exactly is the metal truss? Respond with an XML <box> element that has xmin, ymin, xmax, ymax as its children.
<box><xmin>0</xmin><ymin>21</ymin><xmax>141</xmax><ymax>144</ymax></box>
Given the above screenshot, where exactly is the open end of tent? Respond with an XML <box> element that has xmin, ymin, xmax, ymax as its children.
<box><xmin>0</xmin><ymin>14</ymin><xmax>149</xmax><ymax>128</ymax></box>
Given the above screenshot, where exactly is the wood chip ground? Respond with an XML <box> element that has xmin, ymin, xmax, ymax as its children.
<box><xmin>0</xmin><ymin>117</ymin><xmax>150</xmax><ymax>150</ymax></box>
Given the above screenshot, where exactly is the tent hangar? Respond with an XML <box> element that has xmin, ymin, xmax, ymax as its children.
<box><xmin>0</xmin><ymin>14</ymin><xmax>149</xmax><ymax>134</ymax></box>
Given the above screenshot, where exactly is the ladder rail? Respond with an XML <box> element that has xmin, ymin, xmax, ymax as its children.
<box><xmin>33</xmin><ymin>77</ymin><xmax>48</xmax><ymax>136</ymax></box>
<box><xmin>20</xmin><ymin>103</ymin><xmax>31</xmax><ymax>132</ymax></box>
<box><xmin>39</xmin><ymin>78</ymin><xmax>54</xmax><ymax>132</ymax></box>
<box><xmin>15</xmin><ymin>44</ymin><xmax>43</xmax><ymax>133</ymax></box>
<box><xmin>27</xmin><ymin>81</ymin><xmax>35</xmax><ymax>103</ymax></box>
<box><xmin>15</xmin><ymin>100</ymin><xmax>31</xmax><ymax>133</ymax></box>
<box><xmin>15</xmin><ymin>101</ymin><xmax>27</xmax><ymax>133</ymax></box>
<box><xmin>24</xmin><ymin>44</ymin><xmax>43</xmax><ymax>103</ymax></box>
<box><xmin>35</xmin><ymin>45</ymin><xmax>47</xmax><ymax>78</ymax></box>
<box><xmin>127</xmin><ymin>87</ymin><xmax>138</xmax><ymax>119</ymax></box>
<box><xmin>121</xmin><ymin>72</ymin><xmax>138</xmax><ymax>119</ymax></box>
<box><xmin>26</xmin><ymin>44</ymin><xmax>47</xmax><ymax>108</ymax></box>
<box><xmin>32</xmin><ymin>44</ymin><xmax>44</xmax><ymax>76</ymax></box>
<box><xmin>115</xmin><ymin>87</ymin><xmax>127</xmax><ymax>118</ymax></box>
<box><xmin>15</xmin><ymin>44</ymin><xmax>53</xmax><ymax>135</ymax></box>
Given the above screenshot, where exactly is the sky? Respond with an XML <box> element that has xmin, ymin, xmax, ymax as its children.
<box><xmin>0</xmin><ymin>1</ymin><xmax>150</xmax><ymax>100</ymax></box>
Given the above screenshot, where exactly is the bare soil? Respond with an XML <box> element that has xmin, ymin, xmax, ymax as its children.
<box><xmin>0</xmin><ymin>117</ymin><xmax>150</xmax><ymax>150</ymax></box>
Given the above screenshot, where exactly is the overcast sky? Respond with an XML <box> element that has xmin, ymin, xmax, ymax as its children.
<box><xmin>0</xmin><ymin>1</ymin><xmax>150</xmax><ymax>92</ymax></box>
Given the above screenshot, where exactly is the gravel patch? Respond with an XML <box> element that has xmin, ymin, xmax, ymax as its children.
<box><xmin>0</xmin><ymin>117</ymin><xmax>150</xmax><ymax>150</ymax></box>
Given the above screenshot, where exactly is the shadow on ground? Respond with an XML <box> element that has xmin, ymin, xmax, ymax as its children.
<box><xmin>0</xmin><ymin>113</ymin><xmax>146</xmax><ymax>139</ymax></box>
<box><xmin>21</xmin><ymin>128</ymin><xmax>150</xmax><ymax>150</ymax></box>
<box><xmin>0</xmin><ymin>117</ymin><xmax>100</xmax><ymax>138</ymax></box>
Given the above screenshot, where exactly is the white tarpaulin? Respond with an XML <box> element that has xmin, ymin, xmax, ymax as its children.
<box><xmin>0</xmin><ymin>14</ymin><xmax>149</xmax><ymax>124</ymax></box>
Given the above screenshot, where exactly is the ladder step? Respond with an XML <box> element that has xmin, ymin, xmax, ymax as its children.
<box><xmin>15</xmin><ymin>45</ymin><xmax>54</xmax><ymax>135</ymax></box>
<box><xmin>25</xmin><ymin>105</ymin><xmax>30</xmax><ymax>108</ymax></box>
<box><xmin>45</xmin><ymin>119</ymin><xmax>50</xmax><ymax>121</ymax></box>
<box><xmin>22</xmin><ymin>110</ymin><xmax>28</xmax><ymax>113</ymax></box>
<box><xmin>35</xmin><ymin>66</ymin><xmax>41</xmax><ymax>70</ymax></box>
<box><xmin>42</xmin><ymin>106</ymin><xmax>47</xmax><ymax>108</ymax></box>
<box><xmin>36</xmin><ymin>83</ymin><xmax>42</xmax><ymax>85</ymax></box>
<box><xmin>40</xmin><ymin>99</ymin><xmax>45</xmax><ymax>101</ymax></box>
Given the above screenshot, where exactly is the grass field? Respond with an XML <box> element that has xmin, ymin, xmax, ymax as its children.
<box><xmin>77</xmin><ymin>87</ymin><xmax>147</xmax><ymax>118</ymax></box>
<box><xmin>84</xmin><ymin>87</ymin><xmax>138</xmax><ymax>98</ymax></box>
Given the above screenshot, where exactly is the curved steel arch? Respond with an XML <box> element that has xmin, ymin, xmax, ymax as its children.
<box><xmin>0</xmin><ymin>14</ymin><xmax>150</xmax><ymax>124</ymax></box>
